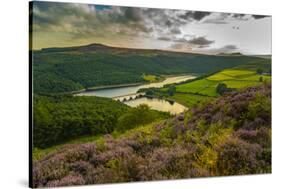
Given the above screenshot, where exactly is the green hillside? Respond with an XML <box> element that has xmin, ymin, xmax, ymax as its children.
<box><xmin>33</xmin><ymin>94</ymin><xmax>170</xmax><ymax>149</ymax></box>
<box><xmin>142</xmin><ymin>59</ymin><xmax>271</xmax><ymax>107</ymax></box>
<box><xmin>33</xmin><ymin>83</ymin><xmax>271</xmax><ymax>187</ymax></box>
<box><xmin>33</xmin><ymin>43</ymin><xmax>264</xmax><ymax>94</ymax></box>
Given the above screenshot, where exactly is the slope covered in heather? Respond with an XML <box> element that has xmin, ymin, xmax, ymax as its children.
<box><xmin>33</xmin><ymin>83</ymin><xmax>271</xmax><ymax>187</ymax></box>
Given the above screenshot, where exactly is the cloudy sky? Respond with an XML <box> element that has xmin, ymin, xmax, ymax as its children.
<box><xmin>31</xmin><ymin>1</ymin><xmax>271</xmax><ymax>55</ymax></box>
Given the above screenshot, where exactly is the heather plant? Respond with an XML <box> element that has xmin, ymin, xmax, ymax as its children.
<box><xmin>33</xmin><ymin>84</ymin><xmax>271</xmax><ymax>187</ymax></box>
<box><xmin>215</xmin><ymin>137</ymin><xmax>263</xmax><ymax>175</ymax></box>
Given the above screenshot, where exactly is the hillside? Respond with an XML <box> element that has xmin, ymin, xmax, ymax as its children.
<box><xmin>33</xmin><ymin>95</ymin><xmax>169</xmax><ymax>149</ymax></box>
<box><xmin>33</xmin><ymin>83</ymin><xmax>271</xmax><ymax>187</ymax></box>
<box><xmin>138</xmin><ymin>59</ymin><xmax>271</xmax><ymax>107</ymax></box>
<box><xmin>32</xmin><ymin>43</ymin><xmax>264</xmax><ymax>94</ymax></box>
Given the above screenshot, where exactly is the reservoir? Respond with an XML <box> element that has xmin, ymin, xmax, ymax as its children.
<box><xmin>124</xmin><ymin>97</ymin><xmax>187</xmax><ymax>114</ymax></box>
<box><xmin>77</xmin><ymin>75</ymin><xmax>195</xmax><ymax>114</ymax></box>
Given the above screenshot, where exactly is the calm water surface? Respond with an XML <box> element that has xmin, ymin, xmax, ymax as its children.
<box><xmin>124</xmin><ymin>97</ymin><xmax>187</xmax><ymax>114</ymax></box>
<box><xmin>77</xmin><ymin>75</ymin><xmax>195</xmax><ymax>114</ymax></box>
<box><xmin>77</xmin><ymin>75</ymin><xmax>195</xmax><ymax>98</ymax></box>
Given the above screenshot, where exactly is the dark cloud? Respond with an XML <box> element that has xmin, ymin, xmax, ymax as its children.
<box><xmin>179</xmin><ymin>11</ymin><xmax>211</xmax><ymax>21</ymax></box>
<box><xmin>32</xmin><ymin>1</ymin><xmax>154</xmax><ymax>39</ymax></box>
<box><xmin>165</xmin><ymin>20</ymin><xmax>173</xmax><ymax>27</ymax></box>
<box><xmin>252</xmin><ymin>15</ymin><xmax>269</xmax><ymax>19</ymax></box>
<box><xmin>232</xmin><ymin>14</ymin><xmax>246</xmax><ymax>19</ymax></box>
<box><xmin>157</xmin><ymin>36</ymin><xmax>171</xmax><ymax>41</ymax></box>
<box><xmin>187</xmin><ymin>36</ymin><xmax>214</xmax><ymax>46</ymax></box>
<box><xmin>220</xmin><ymin>45</ymin><xmax>238</xmax><ymax>50</ymax></box>
<box><xmin>170</xmin><ymin>28</ymin><xmax>181</xmax><ymax>34</ymax></box>
<box><xmin>158</xmin><ymin>35</ymin><xmax>214</xmax><ymax>48</ymax></box>
<box><xmin>174</xmin><ymin>38</ymin><xmax>188</xmax><ymax>43</ymax></box>
<box><xmin>203</xmin><ymin>20</ymin><xmax>228</xmax><ymax>24</ymax></box>
<box><xmin>124</xmin><ymin>7</ymin><xmax>143</xmax><ymax>21</ymax></box>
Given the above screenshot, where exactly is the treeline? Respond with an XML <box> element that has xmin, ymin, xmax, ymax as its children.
<box><xmin>33</xmin><ymin>95</ymin><xmax>169</xmax><ymax>148</ymax></box>
<box><xmin>33</xmin><ymin>44</ymin><xmax>262</xmax><ymax>93</ymax></box>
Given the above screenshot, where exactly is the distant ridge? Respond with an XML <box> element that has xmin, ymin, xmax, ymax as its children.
<box><xmin>34</xmin><ymin>42</ymin><xmax>267</xmax><ymax>94</ymax></box>
<box><xmin>216</xmin><ymin>52</ymin><xmax>243</xmax><ymax>56</ymax></box>
<box><xmin>40</xmin><ymin>43</ymin><xmax>211</xmax><ymax>56</ymax></box>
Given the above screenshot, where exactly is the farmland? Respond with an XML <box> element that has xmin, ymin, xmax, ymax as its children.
<box><xmin>150</xmin><ymin>59</ymin><xmax>271</xmax><ymax>107</ymax></box>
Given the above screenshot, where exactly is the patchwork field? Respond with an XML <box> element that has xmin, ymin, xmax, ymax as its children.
<box><xmin>161</xmin><ymin>60</ymin><xmax>271</xmax><ymax>106</ymax></box>
<box><xmin>176</xmin><ymin>67</ymin><xmax>271</xmax><ymax>97</ymax></box>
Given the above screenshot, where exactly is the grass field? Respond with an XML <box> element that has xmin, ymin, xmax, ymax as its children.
<box><xmin>142</xmin><ymin>74</ymin><xmax>163</xmax><ymax>82</ymax></box>
<box><xmin>176</xmin><ymin>68</ymin><xmax>271</xmax><ymax>97</ymax></box>
<box><xmin>172</xmin><ymin>93</ymin><xmax>215</xmax><ymax>107</ymax></box>
<box><xmin>163</xmin><ymin>60</ymin><xmax>271</xmax><ymax>107</ymax></box>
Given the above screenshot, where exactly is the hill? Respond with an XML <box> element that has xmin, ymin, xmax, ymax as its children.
<box><xmin>33</xmin><ymin>83</ymin><xmax>271</xmax><ymax>187</ymax></box>
<box><xmin>32</xmin><ymin>43</ymin><xmax>264</xmax><ymax>94</ymax></box>
<box><xmin>33</xmin><ymin>94</ymin><xmax>169</xmax><ymax>149</ymax></box>
<box><xmin>138</xmin><ymin>58</ymin><xmax>271</xmax><ymax>107</ymax></box>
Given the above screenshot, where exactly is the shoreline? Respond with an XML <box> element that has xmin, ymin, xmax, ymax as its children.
<box><xmin>75</xmin><ymin>74</ymin><xmax>197</xmax><ymax>94</ymax></box>
<box><xmin>85</xmin><ymin>82</ymin><xmax>144</xmax><ymax>91</ymax></box>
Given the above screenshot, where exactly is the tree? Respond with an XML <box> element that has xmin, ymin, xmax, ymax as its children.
<box><xmin>259</xmin><ymin>76</ymin><xmax>263</xmax><ymax>82</ymax></box>
<box><xmin>257</xmin><ymin>68</ymin><xmax>263</xmax><ymax>75</ymax></box>
<box><xmin>116</xmin><ymin>104</ymin><xmax>164</xmax><ymax>132</ymax></box>
<box><xmin>216</xmin><ymin>83</ymin><xmax>228</xmax><ymax>95</ymax></box>
<box><xmin>168</xmin><ymin>85</ymin><xmax>176</xmax><ymax>96</ymax></box>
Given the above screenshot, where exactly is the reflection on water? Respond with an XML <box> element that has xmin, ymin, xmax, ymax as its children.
<box><xmin>124</xmin><ymin>97</ymin><xmax>187</xmax><ymax>114</ymax></box>
<box><xmin>77</xmin><ymin>75</ymin><xmax>195</xmax><ymax>98</ymax></box>
<box><xmin>77</xmin><ymin>75</ymin><xmax>194</xmax><ymax>114</ymax></box>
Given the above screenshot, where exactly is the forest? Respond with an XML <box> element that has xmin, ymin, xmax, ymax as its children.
<box><xmin>33</xmin><ymin>43</ymin><xmax>263</xmax><ymax>94</ymax></box>
<box><xmin>33</xmin><ymin>94</ymin><xmax>170</xmax><ymax>149</ymax></box>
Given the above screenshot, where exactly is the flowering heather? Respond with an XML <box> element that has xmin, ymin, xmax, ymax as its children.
<box><xmin>33</xmin><ymin>83</ymin><xmax>271</xmax><ymax>187</ymax></box>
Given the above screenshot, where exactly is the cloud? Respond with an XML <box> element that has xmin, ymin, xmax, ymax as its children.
<box><xmin>32</xmin><ymin>1</ymin><xmax>153</xmax><ymax>40</ymax></box>
<box><xmin>31</xmin><ymin>1</ymin><xmax>271</xmax><ymax>55</ymax></box>
<box><xmin>252</xmin><ymin>15</ymin><xmax>269</xmax><ymax>19</ymax></box>
<box><xmin>179</xmin><ymin>11</ymin><xmax>211</xmax><ymax>21</ymax></box>
<box><xmin>157</xmin><ymin>36</ymin><xmax>171</xmax><ymax>41</ymax></box>
<box><xmin>167</xmin><ymin>36</ymin><xmax>215</xmax><ymax>52</ymax></box>
<box><xmin>123</xmin><ymin>7</ymin><xmax>143</xmax><ymax>21</ymax></box>
<box><xmin>158</xmin><ymin>35</ymin><xmax>214</xmax><ymax>49</ymax></box>
<box><xmin>170</xmin><ymin>28</ymin><xmax>181</xmax><ymax>34</ymax></box>
<box><xmin>198</xmin><ymin>44</ymin><xmax>239</xmax><ymax>54</ymax></box>
<box><xmin>219</xmin><ymin>45</ymin><xmax>238</xmax><ymax>51</ymax></box>
<box><xmin>187</xmin><ymin>36</ymin><xmax>214</xmax><ymax>47</ymax></box>
<box><xmin>202</xmin><ymin>12</ymin><xmax>269</xmax><ymax>25</ymax></box>
<box><xmin>169</xmin><ymin>43</ymin><xmax>193</xmax><ymax>51</ymax></box>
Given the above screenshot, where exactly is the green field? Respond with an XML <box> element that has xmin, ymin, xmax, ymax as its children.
<box><xmin>176</xmin><ymin>67</ymin><xmax>270</xmax><ymax>97</ymax></box>
<box><xmin>159</xmin><ymin>59</ymin><xmax>271</xmax><ymax>107</ymax></box>
<box><xmin>172</xmin><ymin>93</ymin><xmax>215</xmax><ymax>107</ymax></box>
<box><xmin>142</xmin><ymin>74</ymin><xmax>163</xmax><ymax>82</ymax></box>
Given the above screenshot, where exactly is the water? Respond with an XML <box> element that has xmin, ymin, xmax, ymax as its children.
<box><xmin>124</xmin><ymin>97</ymin><xmax>187</xmax><ymax>114</ymax></box>
<box><xmin>77</xmin><ymin>75</ymin><xmax>195</xmax><ymax>98</ymax></box>
<box><xmin>76</xmin><ymin>75</ymin><xmax>195</xmax><ymax>114</ymax></box>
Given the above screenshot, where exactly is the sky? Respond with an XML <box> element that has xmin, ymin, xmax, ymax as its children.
<box><xmin>31</xmin><ymin>1</ymin><xmax>272</xmax><ymax>55</ymax></box>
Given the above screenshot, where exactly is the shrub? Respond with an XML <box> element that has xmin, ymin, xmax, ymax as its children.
<box><xmin>116</xmin><ymin>104</ymin><xmax>168</xmax><ymax>132</ymax></box>
<box><xmin>216</xmin><ymin>137</ymin><xmax>263</xmax><ymax>175</ymax></box>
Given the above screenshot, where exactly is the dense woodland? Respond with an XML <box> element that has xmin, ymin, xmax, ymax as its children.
<box><xmin>33</xmin><ymin>83</ymin><xmax>271</xmax><ymax>187</ymax></box>
<box><xmin>33</xmin><ymin>95</ymin><xmax>170</xmax><ymax>148</ymax></box>
<box><xmin>33</xmin><ymin>44</ymin><xmax>263</xmax><ymax>93</ymax></box>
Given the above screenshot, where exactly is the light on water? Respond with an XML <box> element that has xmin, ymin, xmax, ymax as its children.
<box><xmin>124</xmin><ymin>97</ymin><xmax>187</xmax><ymax>114</ymax></box>
<box><xmin>77</xmin><ymin>75</ymin><xmax>195</xmax><ymax>114</ymax></box>
<box><xmin>77</xmin><ymin>75</ymin><xmax>195</xmax><ymax>98</ymax></box>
